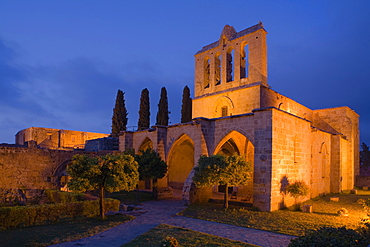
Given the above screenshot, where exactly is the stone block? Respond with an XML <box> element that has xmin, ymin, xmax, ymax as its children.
<box><xmin>350</xmin><ymin>189</ymin><xmax>357</xmax><ymax>194</ymax></box>
<box><xmin>330</xmin><ymin>197</ymin><xmax>339</xmax><ymax>202</ymax></box>
<box><xmin>302</xmin><ymin>205</ymin><xmax>313</xmax><ymax>213</ymax></box>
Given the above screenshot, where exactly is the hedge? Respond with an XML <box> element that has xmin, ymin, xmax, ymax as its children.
<box><xmin>0</xmin><ymin>198</ymin><xmax>120</xmax><ymax>230</ymax></box>
<box><xmin>45</xmin><ymin>189</ymin><xmax>86</xmax><ymax>203</ymax></box>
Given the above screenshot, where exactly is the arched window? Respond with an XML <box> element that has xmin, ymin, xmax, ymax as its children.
<box><xmin>221</xmin><ymin>106</ymin><xmax>228</xmax><ymax>117</ymax></box>
<box><xmin>204</xmin><ymin>58</ymin><xmax>210</xmax><ymax>89</ymax></box>
<box><xmin>215</xmin><ymin>54</ymin><xmax>222</xmax><ymax>85</ymax></box>
<box><xmin>240</xmin><ymin>44</ymin><xmax>249</xmax><ymax>79</ymax></box>
<box><xmin>226</xmin><ymin>49</ymin><xmax>234</xmax><ymax>82</ymax></box>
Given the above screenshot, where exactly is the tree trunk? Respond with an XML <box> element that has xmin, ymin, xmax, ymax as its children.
<box><xmin>153</xmin><ymin>178</ymin><xmax>158</xmax><ymax>200</ymax></box>
<box><xmin>99</xmin><ymin>186</ymin><xmax>105</xmax><ymax>220</ymax></box>
<box><xmin>223</xmin><ymin>183</ymin><xmax>228</xmax><ymax>209</ymax></box>
<box><xmin>136</xmin><ymin>184</ymin><xmax>140</xmax><ymax>203</ymax></box>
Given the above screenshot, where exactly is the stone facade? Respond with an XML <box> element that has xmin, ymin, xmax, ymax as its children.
<box><xmin>16</xmin><ymin>127</ymin><xmax>109</xmax><ymax>150</ymax></box>
<box><xmin>119</xmin><ymin>23</ymin><xmax>359</xmax><ymax>211</ymax></box>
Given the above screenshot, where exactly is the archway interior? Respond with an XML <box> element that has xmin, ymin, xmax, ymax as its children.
<box><xmin>213</xmin><ymin>132</ymin><xmax>254</xmax><ymax>202</ymax></box>
<box><xmin>138</xmin><ymin>137</ymin><xmax>154</xmax><ymax>189</ymax></box>
<box><xmin>168</xmin><ymin>138</ymin><xmax>194</xmax><ymax>190</ymax></box>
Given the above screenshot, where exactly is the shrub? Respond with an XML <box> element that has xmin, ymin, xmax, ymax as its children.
<box><xmin>0</xmin><ymin>198</ymin><xmax>119</xmax><ymax>230</ymax></box>
<box><xmin>288</xmin><ymin>227</ymin><xmax>369</xmax><ymax>247</ymax></box>
<box><xmin>160</xmin><ymin>236</ymin><xmax>180</xmax><ymax>247</ymax></box>
<box><xmin>45</xmin><ymin>190</ymin><xmax>86</xmax><ymax>203</ymax></box>
<box><xmin>286</xmin><ymin>181</ymin><xmax>310</xmax><ymax>210</ymax></box>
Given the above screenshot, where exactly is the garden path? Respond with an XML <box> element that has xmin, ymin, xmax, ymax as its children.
<box><xmin>51</xmin><ymin>199</ymin><xmax>295</xmax><ymax>247</ymax></box>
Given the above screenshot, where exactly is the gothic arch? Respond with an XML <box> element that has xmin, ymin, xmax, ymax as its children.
<box><xmin>213</xmin><ymin>130</ymin><xmax>254</xmax><ymax>198</ymax></box>
<box><xmin>137</xmin><ymin>137</ymin><xmax>153</xmax><ymax>153</ymax></box>
<box><xmin>213</xmin><ymin>96</ymin><xmax>234</xmax><ymax>118</ymax></box>
<box><xmin>53</xmin><ymin>159</ymin><xmax>72</xmax><ymax>189</ymax></box>
<box><xmin>167</xmin><ymin>134</ymin><xmax>195</xmax><ymax>190</ymax></box>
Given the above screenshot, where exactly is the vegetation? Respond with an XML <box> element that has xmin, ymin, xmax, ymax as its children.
<box><xmin>180</xmin><ymin>191</ymin><xmax>370</xmax><ymax>236</ymax></box>
<box><xmin>45</xmin><ymin>189</ymin><xmax>87</xmax><ymax>203</ymax></box>
<box><xmin>111</xmin><ymin>89</ymin><xmax>128</xmax><ymax>136</ymax></box>
<box><xmin>137</xmin><ymin>88</ymin><xmax>150</xmax><ymax>130</ymax></box>
<box><xmin>67</xmin><ymin>153</ymin><xmax>139</xmax><ymax>219</ymax></box>
<box><xmin>181</xmin><ymin>85</ymin><xmax>192</xmax><ymax>123</ymax></box>
<box><xmin>123</xmin><ymin>224</ymin><xmax>256</xmax><ymax>247</ymax></box>
<box><xmin>156</xmin><ymin>86</ymin><xmax>169</xmax><ymax>126</ymax></box>
<box><xmin>0</xmin><ymin>213</ymin><xmax>133</xmax><ymax>246</ymax></box>
<box><xmin>0</xmin><ymin>198</ymin><xmax>119</xmax><ymax>230</ymax></box>
<box><xmin>288</xmin><ymin>227</ymin><xmax>369</xmax><ymax>247</ymax></box>
<box><xmin>286</xmin><ymin>181</ymin><xmax>310</xmax><ymax>210</ymax></box>
<box><xmin>193</xmin><ymin>154</ymin><xmax>252</xmax><ymax>209</ymax></box>
<box><xmin>361</xmin><ymin>142</ymin><xmax>370</xmax><ymax>166</ymax></box>
<box><xmin>107</xmin><ymin>190</ymin><xmax>153</xmax><ymax>204</ymax></box>
<box><xmin>135</xmin><ymin>148</ymin><xmax>167</xmax><ymax>199</ymax></box>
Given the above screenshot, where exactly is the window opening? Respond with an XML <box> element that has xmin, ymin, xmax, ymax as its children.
<box><xmin>240</xmin><ymin>44</ymin><xmax>249</xmax><ymax>79</ymax></box>
<box><xmin>226</xmin><ymin>49</ymin><xmax>234</xmax><ymax>82</ymax></box>
<box><xmin>215</xmin><ymin>54</ymin><xmax>222</xmax><ymax>85</ymax></box>
<box><xmin>221</xmin><ymin>106</ymin><xmax>228</xmax><ymax>117</ymax></box>
<box><xmin>204</xmin><ymin>58</ymin><xmax>210</xmax><ymax>89</ymax></box>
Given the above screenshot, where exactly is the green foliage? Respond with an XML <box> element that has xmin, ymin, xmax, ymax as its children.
<box><xmin>67</xmin><ymin>153</ymin><xmax>139</xmax><ymax>193</ymax></box>
<box><xmin>286</xmin><ymin>181</ymin><xmax>310</xmax><ymax>199</ymax></box>
<box><xmin>181</xmin><ymin>85</ymin><xmax>192</xmax><ymax>123</ymax></box>
<box><xmin>156</xmin><ymin>87</ymin><xmax>169</xmax><ymax>126</ymax></box>
<box><xmin>137</xmin><ymin>88</ymin><xmax>150</xmax><ymax>130</ymax></box>
<box><xmin>288</xmin><ymin>227</ymin><xmax>369</xmax><ymax>247</ymax></box>
<box><xmin>193</xmin><ymin>155</ymin><xmax>251</xmax><ymax>188</ymax></box>
<box><xmin>45</xmin><ymin>190</ymin><xmax>85</xmax><ymax>203</ymax></box>
<box><xmin>111</xmin><ymin>89</ymin><xmax>128</xmax><ymax>136</ymax></box>
<box><xmin>160</xmin><ymin>236</ymin><xmax>180</xmax><ymax>247</ymax></box>
<box><xmin>0</xmin><ymin>198</ymin><xmax>119</xmax><ymax>230</ymax></box>
<box><xmin>193</xmin><ymin>154</ymin><xmax>251</xmax><ymax>209</ymax></box>
<box><xmin>135</xmin><ymin>148</ymin><xmax>167</xmax><ymax>181</ymax></box>
<box><xmin>67</xmin><ymin>153</ymin><xmax>138</xmax><ymax>219</ymax></box>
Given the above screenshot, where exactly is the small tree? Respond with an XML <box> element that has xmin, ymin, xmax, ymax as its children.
<box><xmin>286</xmin><ymin>181</ymin><xmax>310</xmax><ymax>210</ymax></box>
<box><xmin>137</xmin><ymin>88</ymin><xmax>150</xmax><ymax>130</ymax></box>
<box><xmin>111</xmin><ymin>89</ymin><xmax>128</xmax><ymax>136</ymax></box>
<box><xmin>67</xmin><ymin>153</ymin><xmax>139</xmax><ymax>219</ymax></box>
<box><xmin>181</xmin><ymin>85</ymin><xmax>192</xmax><ymax>123</ymax></box>
<box><xmin>156</xmin><ymin>87</ymin><xmax>169</xmax><ymax>126</ymax></box>
<box><xmin>135</xmin><ymin>148</ymin><xmax>167</xmax><ymax>199</ymax></box>
<box><xmin>193</xmin><ymin>154</ymin><xmax>252</xmax><ymax>209</ymax></box>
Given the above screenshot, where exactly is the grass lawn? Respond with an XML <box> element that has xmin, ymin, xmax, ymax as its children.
<box><xmin>122</xmin><ymin>224</ymin><xmax>258</xmax><ymax>247</ymax></box>
<box><xmin>0</xmin><ymin>214</ymin><xmax>134</xmax><ymax>247</ymax></box>
<box><xmin>179</xmin><ymin>190</ymin><xmax>370</xmax><ymax>236</ymax></box>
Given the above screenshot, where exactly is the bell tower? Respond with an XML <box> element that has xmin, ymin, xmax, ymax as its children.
<box><xmin>192</xmin><ymin>22</ymin><xmax>268</xmax><ymax>119</ymax></box>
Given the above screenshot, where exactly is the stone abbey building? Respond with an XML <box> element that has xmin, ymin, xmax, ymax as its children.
<box><xmin>119</xmin><ymin>22</ymin><xmax>359</xmax><ymax>211</ymax></box>
<box><xmin>0</xmin><ymin>23</ymin><xmax>359</xmax><ymax>211</ymax></box>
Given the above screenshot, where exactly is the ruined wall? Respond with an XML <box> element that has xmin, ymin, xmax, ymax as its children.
<box><xmin>0</xmin><ymin>146</ymin><xmax>77</xmax><ymax>190</ymax></box>
<box><xmin>16</xmin><ymin>127</ymin><xmax>109</xmax><ymax>150</ymax></box>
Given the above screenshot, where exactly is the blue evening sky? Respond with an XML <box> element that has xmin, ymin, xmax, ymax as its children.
<box><xmin>0</xmin><ymin>1</ymin><xmax>369</xmax><ymax>145</ymax></box>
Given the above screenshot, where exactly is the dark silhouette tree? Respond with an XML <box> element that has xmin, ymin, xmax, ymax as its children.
<box><xmin>361</xmin><ymin>142</ymin><xmax>370</xmax><ymax>166</ymax></box>
<box><xmin>181</xmin><ymin>85</ymin><xmax>192</xmax><ymax>123</ymax></box>
<box><xmin>193</xmin><ymin>154</ymin><xmax>251</xmax><ymax>209</ymax></box>
<box><xmin>111</xmin><ymin>89</ymin><xmax>128</xmax><ymax>136</ymax></box>
<box><xmin>156</xmin><ymin>87</ymin><xmax>169</xmax><ymax>126</ymax></box>
<box><xmin>67</xmin><ymin>153</ymin><xmax>139</xmax><ymax>219</ymax></box>
<box><xmin>135</xmin><ymin>148</ymin><xmax>167</xmax><ymax>199</ymax></box>
<box><xmin>137</xmin><ymin>88</ymin><xmax>150</xmax><ymax>130</ymax></box>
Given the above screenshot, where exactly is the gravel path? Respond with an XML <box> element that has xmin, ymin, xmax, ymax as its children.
<box><xmin>51</xmin><ymin>199</ymin><xmax>295</xmax><ymax>247</ymax></box>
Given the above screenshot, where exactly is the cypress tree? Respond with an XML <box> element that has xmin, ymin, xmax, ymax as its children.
<box><xmin>137</xmin><ymin>88</ymin><xmax>150</xmax><ymax>130</ymax></box>
<box><xmin>181</xmin><ymin>85</ymin><xmax>192</xmax><ymax>123</ymax></box>
<box><xmin>111</xmin><ymin>89</ymin><xmax>128</xmax><ymax>136</ymax></box>
<box><xmin>156</xmin><ymin>87</ymin><xmax>169</xmax><ymax>126</ymax></box>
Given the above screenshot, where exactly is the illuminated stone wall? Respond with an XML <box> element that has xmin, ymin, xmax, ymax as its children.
<box><xmin>0</xmin><ymin>146</ymin><xmax>76</xmax><ymax>191</ymax></box>
<box><xmin>16</xmin><ymin>127</ymin><xmax>109</xmax><ymax>150</ymax></box>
